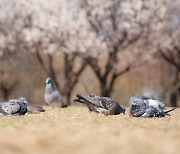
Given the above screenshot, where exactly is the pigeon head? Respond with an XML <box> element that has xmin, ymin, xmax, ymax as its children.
<box><xmin>45</xmin><ymin>78</ymin><xmax>54</xmax><ymax>87</ymax></box>
<box><xmin>18</xmin><ymin>97</ymin><xmax>28</xmax><ymax>106</ymax></box>
<box><xmin>46</xmin><ymin>77</ymin><xmax>53</xmax><ymax>84</ymax></box>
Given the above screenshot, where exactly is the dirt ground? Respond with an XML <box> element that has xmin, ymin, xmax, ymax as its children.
<box><xmin>0</xmin><ymin>106</ymin><xmax>179</xmax><ymax>154</ymax></box>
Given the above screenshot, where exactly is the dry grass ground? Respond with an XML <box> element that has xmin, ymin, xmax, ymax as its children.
<box><xmin>0</xmin><ymin>106</ymin><xmax>180</xmax><ymax>154</ymax></box>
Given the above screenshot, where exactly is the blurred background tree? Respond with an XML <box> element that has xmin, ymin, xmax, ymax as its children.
<box><xmin>0</xmin><ymin>0</ymin><xmax>179</xmax><ymax>106</ymax></box>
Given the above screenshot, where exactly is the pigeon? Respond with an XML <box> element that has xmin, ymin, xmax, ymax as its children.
<box><xmin>44</xmin><ymin>77</ymin><xmax>68</xmax><ymax>108</ymax></box>
<box><xmin>129</xmin><ymin>96</ymin><xmax>176</xmax><ymax>117</ymax></box>
<box><xmin>74</xmin><ymin>94</ymin><xmax>126</xmax><ymax>116</ymax></box>
<box><xmin>0</xmin><ymin>97</ymin><xmax>28</xmax><ymax>115</ymax></box>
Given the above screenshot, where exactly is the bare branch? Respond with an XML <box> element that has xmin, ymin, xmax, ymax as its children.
<box><xmin>159</xmin><ymin>48</ymin><xmax>180</xmax><ymax>70</ymax></box>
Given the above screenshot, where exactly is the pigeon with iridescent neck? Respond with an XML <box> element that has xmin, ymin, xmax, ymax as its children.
<box><xmin>44</xmin><ymin>78</ymin><xmax>67</xmax><ymax>108</ymax></box>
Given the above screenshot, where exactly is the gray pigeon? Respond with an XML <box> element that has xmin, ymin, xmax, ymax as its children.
<box><xmin>0</xmin><ymin>97</ymin><xmax>28</xmax><ymax>115</ymax></box>
<box><xmin>74</xmin><ymin>94</ymin><xmax>126</xmax><ymax>116</ymax></box>
<box><xmin>129</xmin><ymin>96</ymin><xmax>176</xmax><ymax>117</ymax></box>
<box><xmin>44</xmin><ymin>77</ymin><xmax>68</xmax><ymax>108</ymax></box>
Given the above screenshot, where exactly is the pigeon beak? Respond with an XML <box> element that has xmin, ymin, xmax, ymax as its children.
<box><xmin>46</xmin><ymin>81</ymin><xmax>51</xmax><ymax>84</ymax></box>
<box><xmin>73</xmin><ymin>98</ymin><xmax>78</xmax><ymax>102</ymax></box>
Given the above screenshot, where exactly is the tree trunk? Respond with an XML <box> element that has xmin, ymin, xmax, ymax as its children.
<box><xmin>100</xmin><ymin>83</ymin><xmax>110</xmax><ymax>97</ymax></box>
<box><xmin>1</xmin><ymin>88</ymin><xmax>9</xmax><ymax>100</ymax></box>
<box><xmin>170</xmin><ymin>91</ymin><xmax>177</xmax><ymax>107</ymax></box>
<box><xmin>66</xmin><ymin>91</ymin><xmax>71</xmax><ymax>106</ymax></box>
<box><xmin>35</xmin><ymin>51</ymin><xmax>61</xmax><ymax>91</ymax></box>
<box><xmin>0</xmin><ymin>81</ymin><xmax>18</xmax><ymax>101</ymax></box>
<box><xmin>101</xmin><ymin>89</ymin><xmax>111</xmax><ymax>97</ymax></box>
<box><xmin>99</xmin><ymin>77</ymin><xmax>115</xmax><ymax>97</ymax></box>
<box><xmin>63</xmin><ymin>53</ymin><xmax>87</xmax><ymax>105</ymax></box>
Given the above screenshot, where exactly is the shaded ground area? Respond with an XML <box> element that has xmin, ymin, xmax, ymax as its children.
<box><xmin>0</xmin><ymin>106</ymin><xmax>180</xmax><ymax>154</ymax></box>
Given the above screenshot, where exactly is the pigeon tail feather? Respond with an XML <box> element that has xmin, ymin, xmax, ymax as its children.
<box><xmin>164</xmin><ymin>107</ymin><xmax>176</xmax><ymax>114</ymax></box>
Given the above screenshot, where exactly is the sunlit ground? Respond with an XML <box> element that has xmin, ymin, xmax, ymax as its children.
<box><xmin>0</xmin><ymin>106</ymin><xmax>180</xmax><ymax>154</ymax></box>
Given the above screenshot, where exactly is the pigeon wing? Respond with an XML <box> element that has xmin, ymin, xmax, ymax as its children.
<box><xmin>1</xmin><ymin>102</ymin><xmax>20</xmax><ymax>115</ymax></box>
<box><xmin>158</xmin><ymin>101</ymin><xmax>165</xmax><ymax>110</ymax></box>
<box><xmin>52</xmin><ymin>90</ymin><xmax>63</xmax><ymax>102</ymax></box>
<box><xmin>146</xmin><ymin>99</ymin><xmax>165</xmax><ymax>113</ymax></box>
<box><xmin>46</xmin><ymin>90</ymin><xmax>62</xmax><ymax>103</ymax></box>
<box><xmin>80</xmin><ymin>95</ymin><xmax>103</xmax><ymax>108</ymax></box>
<box><xmin>98</xmin><ymin>97</ymin><xmax>118</xmax><ymax>110</ymax></box>
<box><xmin>142</xmin><ymin>107</ymin><xmax>157</xmax><ymax>117</ymax></box>
<box><xmin>82</xmin><ymin>95</ymin><xmax>116</xmax><ymax>109</ymax></box>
